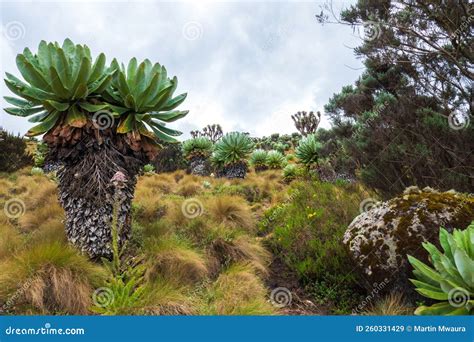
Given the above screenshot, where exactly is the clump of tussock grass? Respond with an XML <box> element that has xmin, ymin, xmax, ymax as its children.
<box><xmin>0</xmin><ymin>241</ymin><xmax>105</xmax><ymax>314</ymax></box>
<box><xmin>201</xmin><ymin>263</ymin><xmax>275</xmax><ymax>315</ymax></box>
<box><xmin>205</xmin><ymin>195</ymin><xmax>255</xmax><ymax>232</ymax></box>
<box><xmin>362</xmin><ymin>293</ymin><xmax>413</xmax><ymax>316</ymax></box>
<box><xmin>0</xmin><ymin>224</ymin><xmax>22</xmax><ymax>260</ymax></box>
<box><xmin>144</xmin><ymin>235</ymin><xmax>209</xmax><ymax>286</ymax></box>
<box><xmin>143</xmin><ymin>277</ymin><xmax>196</xmax><ymax>315</ymax></box>
<box><xmin>208</xmin><ymin>235</ymin><xmax>271</xmax><ymax>277</ymax></box>
<box><xmin>175</xmin><ymin>178</ymin><xmax>202</xmax><ymax>197</ymax></box>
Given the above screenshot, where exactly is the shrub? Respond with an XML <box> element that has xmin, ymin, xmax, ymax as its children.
<box><xmin>152</xmin><ymin>142</ymin><xmax>186</xmax><ymax>173</ymax></box>
<box><xmin>295</xmin><ymin>134</ymin><xmax>322</xmax><ymax>168</ymax></box>
<box><xmin>263</xmin><ymin>180</ymin><xmax>371</xmax><ymax>312</ymax></box>
<box><xmin>249</xmin><ymin>149</ymin><xmax>268</xmax><ymax>172</ymax></box>
<box><xmin>0</xmin><ymin>129</ymin><xmax>33</xmax><ymax>172</ymax></box>
<box><xmin>143</xmin><ymin>164</ymin><xmax>155</xmax><ymax>173</ymax></box>
<box><xmin>408</xmin><ymin>221</ymin><xmax>474</xmax><ymax>315</ymax></box>
<box><xmin>266</xmin><ymin>150</ymin><xmax>286</xmax><ymax>169</ymax></box>
<box><xmin>282</xmin><ymin>164</ymin><xmax>299</xmax><ymax>183</ymax></box>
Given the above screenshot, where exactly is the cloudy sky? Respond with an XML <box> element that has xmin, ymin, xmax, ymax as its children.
<box><xmin>0</xmin><ymin>0</ymin><xmax>363</xmax><ymax>139</ymax></box>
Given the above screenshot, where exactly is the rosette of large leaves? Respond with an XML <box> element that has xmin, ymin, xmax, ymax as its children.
<box><xmin>408</xmin><ymin>221</ymin><xmax>474</xmax><ymax>315</ymax></box>
<box><xmin>104</xmin><ymin>58</ymin><xmax>188</xmax><ymax>143</ymax></box>
<box><xmin>212</xmin><ymin>132</ymin><xmax>254</xmax><ymax>166</ymax></box>
<box><xmin>295</xmin><ymin>134</ymin><xmax>322</xmax><ymax>167</ymax></box>
<box><xmin>4</xmin><ymin>39</ymin><xmax>114</xmax><ymax>136</ymax></box>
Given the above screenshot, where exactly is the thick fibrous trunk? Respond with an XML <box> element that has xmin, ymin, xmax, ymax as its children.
<box><xmin>220</xmin><ymin>162</ymin><xmax>247</xmax><ymax>179</ymax></box>
<box><xmin>58</xmin><ymin>169</ymin><xmax>136</xmax><ymax>259</ymax></box>
<box><xmin>188</xmin><ymin>156</ymin><xmax>211</xmax><ymax>176</ymax></box>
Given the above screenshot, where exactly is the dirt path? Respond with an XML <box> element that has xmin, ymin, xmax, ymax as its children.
<box><xmin>266</xmin><ymin>255</ymin><xmax>330</xmax><ymax>315</ymax></box>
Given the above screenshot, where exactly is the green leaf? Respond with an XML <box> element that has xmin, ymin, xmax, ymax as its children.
<box><xmin>440</xmin><ymin>228</ymin><xmax>454</xmax><ymax>262</ymax></box>
<box><xmin>77</xmin><ymin>102</ymin><xmax>109</xmax><ymax>112</ymax></box>
<box><xmin>117</xmin><ymin>114</ymin><xmax>135</xmax><ymax>133</ymax></box>
<box><xmin>26</xmin><ymin>111</ymin><xmax>60</xmax><ymax>136</ymax></box>
<box><xmin>150</xmin><ymin>110</ymin><xmax>189</xmax><ymax>122</ymax></box>
<box><xmin>414</xmin><ymin>302</ymin><xmax>465</xmax><ymax>315</ymax></box>
<box><xmin>149</xmin><ymin>124</ymin><xmax>178</xmax><ymax>143</ymax></box>
<box><xmin>65</xmin><ymin>105</ymin><xmax>87</xmax><ymax>128</ymax></box>
<box><xmin>89</xmin><ymin>53</ymin><xmax>106</xmax><ymax>83</ymax></box>
<box><xmin>161</xmin><ymin>92</ymin><xmax>187</xmax><ymax>111</ymax></box>
<box><xmin>43</xmin><ymin>100</ymin><xmax>70</xmax><ymax>112</ymax></box>
<box><xmin>414</xmin><ymin>288</ymin><xmax>449</xmax><ymax>300</ymax></box>
<box><xmin>126</xmin><ymin>57</ymin><xmax>138</xmax><ymax>84</ymax></box>
<box><xmin>454</xmin><ymin>248</ymin><xmax>474</xmax><ymax>287</ymax></box>
<box><xmin>408</xmin><ymin>255</ymin><xmax>443</xmax><ymax>283</ymax></box>
<box><xmin>49</xmin><ymin>66</ymin><xmax>70</xmax><ymax>99</ymax></box>
<box><xmin>4</xmin><ymin>106</ymin><xmax>44</xmax><ymax>117</ymax></box>
<box><xmin>71</xmin><ymin>57</ymin><xmax>91</xmax><ymax>93</ymax></box>
<box><xmin>73</xmin><ymin>83</ymin><xmax>88</xmax><ymax>100</ymax></box>
<box><xmin>28</xmin><ymin>111</ymin><xmax>50</xmax><ymax>123</ymax></box>
<box><xmin>16</xmin><ymin>54</ymin><xmax>51</xmax><ymax>91</ymax></box>
<box><xmin>4</xmin><ymin>96</ymin><xmax>33</xmax><ymax>107</ymax></box>
<box><xmin>150</xmin><ymin>120</ymin><xmax>182</xmax><ymax>136</ymax></box>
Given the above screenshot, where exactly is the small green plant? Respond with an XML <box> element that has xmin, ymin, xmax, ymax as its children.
<box><xmin>31</xmin><ymin>166</ymin><xmax>45</xmax><ymax>176</ymax></box>
<box><xmin>282</xmin><ymin>164</ymin><xmax>298</xmax><ymax>182</ymax></box>
<box><xmin>34</xmin><ymin>142</ymin><xmax>48</xmax><ymax>167</ymax></box>
<box><xmin>182</xmin><ymin>137</ymin><xmax>213</xmax><ymax>160</ymax></box>
<box><xmin>249</xmin><ymin>149</ymin><xmax>268</xmax><ymax>172</ymax></box>
<box><xmin>212</xmin><ymin>132</ymin><xmax>254</xmax><ymax>178</ymax></box>
<box><xmin>295</xmin><ymin>134</ymin><xmax>322</xmax><ymax>168</ymax></box>
<box><xmin>143</xmin><ymin>164</ymin><xmax>155</xmax><ymax>173</ymax></box>
<box><xmin>91</xmin><ymin>195</ymin><xmax>148</xmax><ymax>315</ymax></box>
<box><xmin>266</xmin><ymin>150</ymin><xmax>286</xmax><ymax>169</ymax></box>
<box><xmin>408</xmin><ymin>221</ymin><xmax>474</xmax><ymax>315</ymax></box>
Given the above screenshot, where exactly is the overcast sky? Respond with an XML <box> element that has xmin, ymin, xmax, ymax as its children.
<box><xmin>0</xmin><ymin>0</ymin><xmax>363</xmax><ymax>139</ymax></box>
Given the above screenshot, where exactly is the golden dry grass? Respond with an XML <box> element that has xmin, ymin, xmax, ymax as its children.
<box><xmin>205</xmin><ymin>195</ymin><xmax>255</xmax><ymax>232</ymax></box>
<box><xmin>362</xmin><ymin>293</ymin><xmax>414</xmax><ymax>315</ymax></box>
<box><xmin>202</xmin><ymin>263</ymin><xmax>275</xmax><ymax>315</ymax></box>
<box><xmin>144</xmin><ymin>236</ymin><xmax>208</xmax><ymax>286</ymax></box>
<box><xmin>0</xmin><ymin>241</ymin><xmax>105</xmax><ymax>314</ymax></box>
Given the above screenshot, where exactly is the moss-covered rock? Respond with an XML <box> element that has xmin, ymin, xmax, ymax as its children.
<box><xmin>343</xmin><ymin>187</ymin><xmax>474</xmax><ymax>300</ymax></box>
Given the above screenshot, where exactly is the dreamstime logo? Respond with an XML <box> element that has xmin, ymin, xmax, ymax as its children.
<box><xmin>4</xmin><ymin>198</ymin><xmax>26</xmax><ymax>219</ymax></box>
<box><xmin>359</xmin><ymin>198</ymin><xmax>378</xmax><ymax>213</ymax></box>
<box><xmin>448</xmin><ymin>112</ymin><xmax>470</xmax><ymax>130</ymax></box>
<box><xmin>270</xmin><ymin>287</ymin><xmax>292</xmax><ymax>308</ymax></box>
<box><xmin>181</xmin><ymin>198</ymin><xmax>204</xmax><ymax>218</ymax></box>
<box><xmin>448</xmin><ymin>287</ymin><xmax>470</xmax><ymax>308</ymax></box>
<box><xmin>92</xmin><ymin>110</ymin><xmax>114</xmax><ymax>130</ymax></box>
<box><xmin>3</xmin><ymin>21</ymin><xmax>26</xmax><ymax>41</ymax></box>
<box><xmin>358</xmin><ymin>20</ymin><xmax>382</xmax><ymax>41</ymax></box>
<box><xmin>92</xmin><ymin>287</ymin><xmax>114</xmax><ymax>308</ymax></box>
<box><xmin>182</xmin><ymin>21</ymin><xmax>203</xmax><ymax>41</ymax></box>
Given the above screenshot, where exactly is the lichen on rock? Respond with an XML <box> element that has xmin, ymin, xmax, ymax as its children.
<box><xmin>343</xmin><ymin>186</ymin><xmax>474</xmax><ymax>300</ymax></box>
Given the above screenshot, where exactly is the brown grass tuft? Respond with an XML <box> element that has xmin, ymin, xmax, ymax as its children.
<box><xmin>145</xmin><ymin>236</ymin><xmax>208</xmax><ymax>286</ymax></box>
<box><xmin>362</xmin><ymin>293</ymin><xmax>414</xmax><ymax>315</ymax></box>
<box><xmin>205</xmin><ymin>195</ymin><xmax>255</xmax><ymax>232</ymax></box>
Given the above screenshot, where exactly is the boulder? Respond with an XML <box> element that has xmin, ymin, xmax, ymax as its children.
<box><xmin>343</xmin><ymin>187</ymin><xmax>474</xmax><ymax>300</ymax></box>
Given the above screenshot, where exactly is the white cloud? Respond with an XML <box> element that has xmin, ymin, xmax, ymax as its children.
<box><xmin>0</xmin><ymin>0</ymin><xmax>362</xmax><ymax>139</ymax></box>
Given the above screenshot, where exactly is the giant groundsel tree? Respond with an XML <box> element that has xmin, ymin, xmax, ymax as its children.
<box><xmin>4</xmin><ymin>39</ymin><xmax>188</xmax><ymax>259</ymax></box>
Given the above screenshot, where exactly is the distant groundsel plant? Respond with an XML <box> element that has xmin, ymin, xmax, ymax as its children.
<box><xmin>408</xmin><ymin>221</ymin><xmax>474</xmax><ymax>315</ymax></box>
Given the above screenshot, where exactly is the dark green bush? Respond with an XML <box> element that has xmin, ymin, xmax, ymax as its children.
<box><xmin>0</xmin><ymin>129</ymin><xmax>33</xmax><ymax>172</ymax></box>
<box><xmin>262</xmin><ymin>180</ymin><xmax>372</xmax><ymax>312</ymax></box>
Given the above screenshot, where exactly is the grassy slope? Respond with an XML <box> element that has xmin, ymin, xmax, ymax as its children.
<box><xmin>0</xmin><ymin>168</ymin><xmax>412</xmax><ymax>315</ymax></box>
